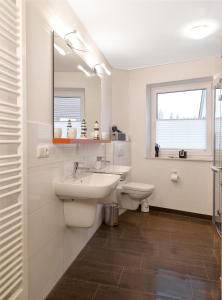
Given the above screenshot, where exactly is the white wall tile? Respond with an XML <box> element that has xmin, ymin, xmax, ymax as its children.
<box><xmin>27</xmin><ymin>121</ymin><xmax>105</xmax><ymax>299</ymax></box>
<box><xmin>28</xmin><ymin>233</ymin><xmax>64</xmax><ymax>300</ymax></box>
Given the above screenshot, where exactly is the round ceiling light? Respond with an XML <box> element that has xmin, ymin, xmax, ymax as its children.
<box><xmin>184</xmin><ymin>21</ymin><xmax>218</xmax><ymax>39</ymax></box>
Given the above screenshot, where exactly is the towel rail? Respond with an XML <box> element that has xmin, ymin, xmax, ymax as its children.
<box><xmin>0</xmin><ymin>101</ymin><xmax>20</xmax><ymax>109</ymax></box>
<box><xmin>0</xmin><ymin>140</ymin><xmax>21</xmax><ymax>144</ymax></box>
<box><xmin>0</xmin><ymin>14</ymin><xmax>18</xmax><ymax>35</ymax></box>
<box><xmin>0</xmin><ymin>116</ymin><xmax>20</xmax><ymax>123</ymax></box>
<box><xmin>0</xmin><ymin>175</ymin><xmax>21</xmax><ymax>184</ymax></box>
<box><xmin>0</xmin><ymin>70</ymin><xmax>19</xmax><ymax>81</ymax></box>
<box><xmin>0</xmin><ymin>62</ymin><xmax>19</xmax><ymax>74</ymax></box>
<box><xmin>0</xmin><ymin>168</ymin><xmax>21</xmax><ymax>176</ymax></box>
<box><xmin>0</xmin><ymin>124</ymin><xmax>20</xmax><ymax>130</ymax></box>
<box><xmin>0</xmin><ymin>243</ymin><xmax>22</xmax><ymax>264</ymax></box>
<box><xmin>0</xmin><ymin>182</ymin><xmax>22</xmax><ymax>192</ymax></box>
<box><xmin>0</xmin><ymin>78</ymin><xmax>19</xmax><ymax>89</ymax></box>
<box><xmin>0</xmin><ymin>272</ymin><xmax>22</xmax><ymax>296</ymax></box>
<box><xmin>0</xmin><ymin>5</ymin><xmax>18</xmax><ymax>25</ymax></box>
<box><xmin>0</xmin><ymin>249</ymin><xmax>22</xmax><ymax>271</ymax></box>
<box><xmin>0</xmin><ymin>53</ymin><xmax>19</xmax><ymax>67</ymax></box>
<box><xmin>0</xmin><ymin>216</ymin><xmax>22</xmax><ymax>232</ymax></box>
<box><xmin>0</xmin><ymin>256</ymin><xmax>22</xmax><ymax>278</ymax></box>
<box><xmin>0</xmin><ymin>47</ymin><xmax>19</xmax><ymax>60</ymax></box>
<box><xmin>0</xmin><ymin>236</ymin><xmax>22</xmax><ymax>256</ymax></box>
<box><xmin>0</xmin><ymin>229</ymin><xmax>22</xmax><ymax>247</ymax></box>
<box><xmin>0</xmin><ymin>154</ymin><xmax>21</xmax><ymax>159</ymax></box>
<box><xmin>0</xmin><ymin>109</ymin><xmax>20</xmax><ymax>116</ymax></box>
<box><xmin>0</xmin><ymin>188</ymin><xmax>21</xmax><ymax>199</ymax></box>
<box><xmin>0</xmin><ymin>133</ymin><xmax>20</xmax><ymax>137</ymax></box>
<box><xmin>0</xmin><ymin>277</ymin><xmax>22</xmax><ymax>300</ymax></box>
<box><xmin>0</xmin><ymin>0</ymin><xmax>25</xmax><ymax>298</ymax></box>
<box><xmin>0</xmin><ymin>29</ymin><xmax>18</xmax><ymax>46</ymax></box>
<box><xmin>0</xmin><ymin>264</ymin><xmax>22</xmax><ymax>287</ymax></box>
<box><xmin>0</xmin><ymin>85</ymin><xmax>20</xmax><ymax>95</ymax></box>
<box><xmin>0</xmin><ymin>19</ymin><xmax>18</xmax><ymax>40</ymax></box>
<box><xmin>0</xmin><ymin>208</ymin><xmax>22</xmax><ymax>223</ymax></box>
<box><xmin>0</xmin><ymin>161</ymin><xmax>21</xmax><ymax>167</ymax></box>
<box><xmin>0</xmin><ymin>1</ymin><xmax>18</xmax><ymax>20</ymax></box>
<box><xmin>0</xmin><ymin>202</ymin><xmax>21</xmax><ymax>215</ymax></box>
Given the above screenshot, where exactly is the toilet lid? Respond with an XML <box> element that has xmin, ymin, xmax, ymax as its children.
<box><xmin>122</xmin><ymin>182</ymin><xmax>154</xmax><ymax>192</ymax></box>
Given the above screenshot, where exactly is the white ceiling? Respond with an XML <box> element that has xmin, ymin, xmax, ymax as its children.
<box><xmin>68</xmin><ymin>0</ymin><xmax>222</xmax><ymax>70</ymax></box>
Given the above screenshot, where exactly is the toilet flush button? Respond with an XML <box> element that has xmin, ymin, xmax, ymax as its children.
<box><xmin>36</xmin><ymin>144</ymin><xmax>50</xmax><ymax>158</ymax></box>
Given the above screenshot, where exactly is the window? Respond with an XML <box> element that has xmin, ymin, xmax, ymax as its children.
<box><xmin>54</xmin><ymin>96</ymin><xmax>81</xmax><ymax>122</ymax></box>
<box><xmin>54</xmin><ymin>88</ymin><xmax>84</xmax><ymax>138</ymax></box>
<box><xmin>148</xmin><ymin>79</ymin><xmax>213</xmax><ymax>160</ymax></box>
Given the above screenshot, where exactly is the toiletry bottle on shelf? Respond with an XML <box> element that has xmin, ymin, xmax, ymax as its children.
<box><xmin>95</xmin><ymin>156</ymin><xmax>102</xmax><ymax>170</ymax></box>
<box><xmin>80</xmin><ymin>119</ymin><xmax>87</xmax><ymax>138</ymax></box>
<box><xmin>93</xmin><ymin>121</ymin><xmax>100</xmax><ymax>140</ymax></box>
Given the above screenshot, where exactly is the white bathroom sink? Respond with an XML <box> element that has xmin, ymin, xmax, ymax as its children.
<box><xmin>94</xmin><ymin>165</ymin><xmax>131</xmax><ymax>176</ymax></box>
<box><xmin>55</xmin><ymin>173</ymin><xmax>120</xmax><ymax>200</ymax></box>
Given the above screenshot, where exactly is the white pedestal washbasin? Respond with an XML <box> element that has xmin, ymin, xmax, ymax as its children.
<box><xmin>55</xmin><ymin>173</ymin><xmax>120</xmax><ymax>227</ymax></box>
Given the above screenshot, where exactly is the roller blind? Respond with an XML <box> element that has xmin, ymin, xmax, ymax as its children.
<box><xmin>54</xmin><ymin>96</ymin><xmax>81</xmax><ymax>122</ymax></box>
<box><xmin>156</xmin><ymin>89</ymin><xmax>207</xmax><ymax>150</ymax></box>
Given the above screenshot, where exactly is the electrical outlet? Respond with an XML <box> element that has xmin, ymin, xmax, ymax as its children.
<box><xmin>37</xmin><ymin>144</ymin><xmax>50</xmax><ymax>158</ymax></box>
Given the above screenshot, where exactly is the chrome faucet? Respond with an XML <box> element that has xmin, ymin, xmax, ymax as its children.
<box><xmin>73</xmin><ymin>161</ymin><xmax>79</xmax><ymax>178</ymax></box>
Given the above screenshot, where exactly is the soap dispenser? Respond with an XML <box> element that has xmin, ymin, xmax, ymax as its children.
<box><xmin>95</xmin><ymin>156</ymin><xmax>102</xmax><ymax>170</ymax></box>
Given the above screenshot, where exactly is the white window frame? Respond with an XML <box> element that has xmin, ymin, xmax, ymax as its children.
<box><xmin>147</xmin><ymin>78</ymin><xmax>213</xmax><ymax>161</ymax></box>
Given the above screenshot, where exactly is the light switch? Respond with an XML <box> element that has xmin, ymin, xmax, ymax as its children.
<box><xmin>37</xmin><ymin>144</ymin><xmax>50</xmax><ymax>158</ymax></box>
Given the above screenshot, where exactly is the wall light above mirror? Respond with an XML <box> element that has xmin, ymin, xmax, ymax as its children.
<box><xmin>64</xmin><ymin>30</ymin><xmax>90</xmax><ymax>53</ymax></box>
<box><xmin>57</xmin><ymin>29</ymin><xmax>112</xmax><ymax>78</ymax></box>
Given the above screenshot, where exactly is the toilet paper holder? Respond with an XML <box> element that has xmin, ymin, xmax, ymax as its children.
<box><xmin>170</xmin><ymin>171</ymin><xmax>179</xmax><ymax>182</ymax></box>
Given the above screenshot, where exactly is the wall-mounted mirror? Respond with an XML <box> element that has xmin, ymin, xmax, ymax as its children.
<box><xmin>53</xmin><ymin>32</ymin><xmax>101</xmax><ymax>140</ymax></box>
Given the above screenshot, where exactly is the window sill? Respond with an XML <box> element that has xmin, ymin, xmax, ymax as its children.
<box><xmin>147</xmin><ymin>156</ymin><xmax>213</xmax><ymax>162</ymax></box>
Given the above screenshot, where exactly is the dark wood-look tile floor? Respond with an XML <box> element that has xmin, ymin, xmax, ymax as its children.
<box><xmin>46</xmin><ymin>210</ymin><xmax>221</xmax><ymax>300</ymax></box>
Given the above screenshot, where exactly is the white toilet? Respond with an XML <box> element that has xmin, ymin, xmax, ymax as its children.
<box><xmin>117</xmin><ymin>181</ymin><xmax>154</xmax><ymax>211</ymax></box>
<box><xmin>100</xmin><ymin>141</ymin><xmax>155</xmax><ymax>212</ymax></box>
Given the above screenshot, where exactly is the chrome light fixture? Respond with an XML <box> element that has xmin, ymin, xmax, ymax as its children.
<box><xmin>64</xmin><ymin>30</ymin><xmax>89</xmax><ymax>52</ymax></box>
<box><xmin>77</xmin><ymin>65</ymin><xmax>91</xmax><ymax>77</ymax></box>
<box><xmin>93</xmin><ymin>63</ymin><xmax>111</xmax><ymax>77</ymax></box>
<box><xmin>64</xmin><ymin>30</ymin><xmax>111</xmax><ymax>78</ymax></box>
<box><xmin>183</xmin><ymin>20</ymin><xmax>218</xmax><ymax>40</ymax></box>
<box><xmin>54</xmin><ymin>43</ymin><xmax>66</xmax><ymax>56</ymax></box>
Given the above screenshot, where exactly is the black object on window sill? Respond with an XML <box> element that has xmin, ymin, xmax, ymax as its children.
<box><xmin>155</xmin><ymin>144</ymin><xmax>160</xmax><ymax>157</ymax></box>
<box><xmin>179</xmin><ymin>150</ymin><xmax>187</xmax><ymax>159</ymax></box>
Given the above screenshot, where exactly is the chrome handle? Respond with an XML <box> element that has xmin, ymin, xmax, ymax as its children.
<box><xmin>211</xmin><ymin>166</ymin><xmax>222</xmax><ymax>172</ymax></box>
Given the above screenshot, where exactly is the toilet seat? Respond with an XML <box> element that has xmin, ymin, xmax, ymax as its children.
<box><xmin>122</xmin><ymin>182</ymin><xmax>154</xmax><ymax>193</ymax></box>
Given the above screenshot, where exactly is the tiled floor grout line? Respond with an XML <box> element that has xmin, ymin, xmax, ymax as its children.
<box><xmin>187</xmin><ymin>275</ymin><xmax>195</xmax><ymax>300</ymax></box>
<box><xmin>77</xmin><ymin>246</ymin><xmax>91</xmax><ymax>261</ymax></box>
<box><xmin>202</xmin><ymin>259</ymin><xmax>210</xmax><ymax>281</ymax></box>
<box><xmin>140</xmin><ymin>253</ymin><xmax>144</xmax><ymax>269</ymax></box>
<box><xmin>91</xmin><ymin>284</ymin><xmax>100</xmax><ymax>300</ymax></box>
<box><xmin>117</xmin><ymin>266</ymin><xmax>125</xmax><ymax>286</ymax></box>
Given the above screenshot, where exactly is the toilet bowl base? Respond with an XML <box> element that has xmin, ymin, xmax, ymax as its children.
<box><xmin>141</xmin><ymin>199</ymin><xmax>149</xmax><ymax>213</ymax></box>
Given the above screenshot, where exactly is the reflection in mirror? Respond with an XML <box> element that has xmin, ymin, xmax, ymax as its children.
<box><xmin>53</xmin><ymin>32</ymin><xmax>101</xmax><ymax>139</ymax></box>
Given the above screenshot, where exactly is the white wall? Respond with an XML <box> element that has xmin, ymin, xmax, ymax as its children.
<box><xmin>112</xmin><ymin>69</ymin><xmax>129</xmax><ymax>132</ymax></box>
<box><xmin>113</xmin><ymin>57</ymin><xmax>222</xmax><ymax>215</ymax></box>
<box><xmin>26</xmin><ymin>1</ymin><xmax>112</xmax><ymax>299</ymax></box>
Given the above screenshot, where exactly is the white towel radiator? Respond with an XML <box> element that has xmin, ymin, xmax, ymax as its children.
<box><xmin>0</xmin><ymin>0</ymin><xmax>25</xmax><ymax>299</ymax></box>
